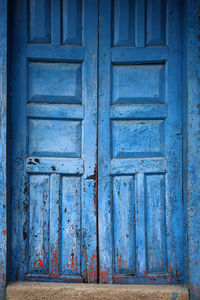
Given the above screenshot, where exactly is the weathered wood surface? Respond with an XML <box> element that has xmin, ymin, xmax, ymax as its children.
<box><xmin>98</xmin><ymin>0</ymin><xmax>186</xmax><ymax>284</ymax></box>
<box><xmin>10</xmin><ymin>0</ymin><xmax>98</xmax><ymax>284</ymax></box>
<box><xmin>2</xmin><ymin>1</ymin><xmax>200</xmax><ymax>298</ymax></box>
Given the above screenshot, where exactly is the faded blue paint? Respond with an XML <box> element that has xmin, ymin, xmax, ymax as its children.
<box><xmin>98</xmin><ymin>0</ymin><xmax>186</xmax><ymax>284</ymax></box>
<box><xmin>0</xmin><ymin>0</ymin><xmax>7</xmax><ymax>299</ymax></box>
<box><xmin>187</xmin><ymin>0</ymin><xmax>200</xmax><ymax>299</ymax></box>
<box><xmin>0</xmin><ymin>0</ymin><xmax>199</xmax><ymax>299</ymax></box>
<box><xmin>9</xmin><ymin>0</ymin><xmax>98</xmax><ymax>284</ymax></box>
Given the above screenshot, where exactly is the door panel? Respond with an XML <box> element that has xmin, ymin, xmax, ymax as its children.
<box><xmin>10</xmin><ymin>0</ymin><xmax>98</xmax><ymax>282</ymax></box>
<box><xmin>98</xmin><ymin>0</ymin><xmax>185</xmax><ymax>284</ymax></box>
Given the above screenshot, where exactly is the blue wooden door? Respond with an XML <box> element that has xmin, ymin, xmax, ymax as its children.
<box><xmin>98</xmin><ymin>0</ymin><xmax>186</xmax><ymax>284</ymax></box>
<box><xmin>10</xmin><ymin>0</ymin><xmax>98</xmax><ymax>282</ymax></box>
<box><xmin>10</xmin><ymin>0</ymin><xmax>186</xmax><ymax>285</ymax></box>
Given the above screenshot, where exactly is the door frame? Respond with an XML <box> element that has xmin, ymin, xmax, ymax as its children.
<box><xmin>0</xmin><ymin>0</ymin><xmax>200</xmax><ymax>299</ymax></box>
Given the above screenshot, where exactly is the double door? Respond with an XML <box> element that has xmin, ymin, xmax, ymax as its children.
<box><xmin>10</xmin><ymin>0</ymin><xmax>186</xmax><ymax>284</ymax></box>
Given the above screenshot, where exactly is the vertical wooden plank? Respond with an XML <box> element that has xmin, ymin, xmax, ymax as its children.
<box><xmin>99</xmin><ymin>0</ymin><xmax>113</xmax><ymax>283</ymax></box>
<box><xmin>187</xmin><ymin>0</ymin><xmax>200</xmax><ymax>298</ymax></box>
<box><xmin>61</xmin><ymin>176</ymin><xmax>81</xmax><ymax>275</ymax></box>
<box><xmin>113</xmin><ymin>176</ymin><xmax>135</xmax><ymax>275</ymax></box>
<box><xmin>135</xmin><ymin>0</ymin><xmax>145</xmax><ymax>47</ymax></box>
<box><xmin>135</xmin><ymin>173</ymin><xmax>146</xmax><ymax>276</ymax></box>
<box><xmin>165</xmin><ymin>0</ymin><xmax>185</xmax><ymax>282</ymax></box>
<box><xmin>81</xmin><ymin>0</ymin><xmax>98</xmax><ymax>283</ymax></box>
<box><xmin>51</xmin><ymin>0</ymin><xmax>61</xmax><ymax>45</ymax></box>
<box><xmin>29</xmin><ymin>175</ymin><xmax>50</xmax><ymax>274</ymax></box>
<box><xmin>0</xmin><ymin>0</ymin><xmax>7</xmax><ymax>297</ymax></box>
<box><xmin>49</xmin><ymin>174</ymin><xmax>60</xmax><ymax>278</ymax></box>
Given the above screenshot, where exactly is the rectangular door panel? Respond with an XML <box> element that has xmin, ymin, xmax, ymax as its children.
<box><xmin>98</xmin><ymin>0</ymin><xmax>186</xmax><ymax>284</ymax></box>
<box><xmin>10</xmin><ymin>0</ymin><xmax>98</xmax><ymax>283</ymax></box>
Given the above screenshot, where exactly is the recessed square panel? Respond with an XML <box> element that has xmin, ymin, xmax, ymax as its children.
<box><xmin>29</xmin><ymin>119</ymin><xmax>81</xmax><ymax>157</ymax></box>
<box><xmin>29</xmin><ymin>175</ymin><xmax>50</xmax><ymax>274</ymax></box>
<box><xmin>29</xmin><ymin>62</ymin><xmax>82</xmax><ymax>103</ymax></box>
<box><xmin>113</xmin><ymin>176</ymin><xmax>136</xmax><ymax>275</ymax></box>
<box><xmin>112</xmin><ymin>120</ymin><xmax>165</xmax><ymax>158</ymax></box>
<box><xmin>112</xmin><ymin>64</ymin><xmax>165</xmax><ymax>104</ymax></box>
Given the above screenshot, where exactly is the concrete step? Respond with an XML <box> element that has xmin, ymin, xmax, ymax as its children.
<box><xmin>6</xmin><ymin>282</ymin><xmax>189</xmax><ymax>300</ymax></box>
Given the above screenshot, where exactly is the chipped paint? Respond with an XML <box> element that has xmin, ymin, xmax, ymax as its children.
<box><xmin>67</xmin><ymin>250</ymin><xmax>78</xmax><ymax>272</ymax></box>
<box><xmin>116</xmin><ymin>249</ymin><xmax>122</xmax><ymax>268</ymax></box>
<box><xmin>50</xmin><ymin>245</ymin><xmax>58</xmax><ymax>278</ymax></box>
<box><xmin>33</xmin><ymin>253</ymin><xmax>46</xmax><ymax>270</ymax></box>
<box><xmin>87</xmin><ymin>253</ymin><xmax>97</xmax><ymax>282</ymax></box>
<box><xmin>100</xmin><ymin>265</ymin><xmax>112</xmax><ymax>284</ymax></box>
<box><xmin>187</xmin><ymin>0</ymin><xmax>200</xmax><ymax>298</ymax></box>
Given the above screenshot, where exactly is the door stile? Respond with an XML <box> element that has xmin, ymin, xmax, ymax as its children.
<box><xmin>81</xmin><ymin>0</ymin><xmax>98</xmax><ymax>283</ymax></box>
<box><xmin>98</xmin><ymin>0</ymin><xmax>113</xmax><ymax>284</ymax></box>
<box><xmin>165</xmin><ymin>0</ymin><xmax>185</xmax><ymax>281</ymax></box>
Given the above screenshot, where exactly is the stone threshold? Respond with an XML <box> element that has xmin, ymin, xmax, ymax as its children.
<box><xmin>6</xmin><ymin>282</ymin><xmax>189</xmax><ymax>300</ymax></box>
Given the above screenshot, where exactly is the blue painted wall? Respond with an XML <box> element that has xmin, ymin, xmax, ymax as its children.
<box><xmin>187</xmin><ymin>0</ymin><xmax>200</xmax><ymax>299</ymax></box>
<box><xmin>0</xmin><ymin>0</ymin><xmax>7</xmax><ymax>299</ymax></box>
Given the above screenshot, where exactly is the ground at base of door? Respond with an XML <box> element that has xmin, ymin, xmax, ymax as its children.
<box><xmin>6</xmin><ymin>282</ymin><xmax>189</xmax><ymax>300</ymax></box>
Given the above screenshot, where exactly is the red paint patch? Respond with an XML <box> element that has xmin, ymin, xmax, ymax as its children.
<box><xmin>2</xmin><ymin>229</ymin><xmax>6</xmax><ymax>236</ymax></box>
<box><xmin>100</xmin><ymin>265</ymin><xmax>112</xmax><ymax>283</ymax></box>
<box><xmin>69</xmin><ymin>250</ymin><xmax>78</xmax><ymax>271</ymax></box>
<box><xmin>87</xmin><ymin>252</ymin><xmax>97</xmax><ymax>282</ymax></box>
<box><xmin>33</xmin><ymin>243</ymin><xmax>46</xmax><ymax>270</ymax></box>
<box><xmin>33</xmin><ymin>253</ymin><xmax>46</xmax><ymax>270</ymax></box>
<box><xmin>117</xmin><ymin>248</ymin><xmax>122</xmax><ymax>268</ymax></box>
<box><xmin>71</xmin><ymin>251</ymin><xmax>75</xmax><ymax>269</ymax></box>
<box><xmin>124</xmin><ymin>262</ymin><xmax>128</xmax><ymax>269</ymax></box>
<box><xmin>51</xmin><ymin>244</ymin><xmax>58</xmax><ymax>278</ymax></box>
<box><xmin>196</xmin><ymin>283</ymin><xmax>200</xmax><ymax>295</ymax></box>
<box><xmin>148</xmin><ymin>275</ymin><xmax>156</xmax><ymax>283</ymax></box>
